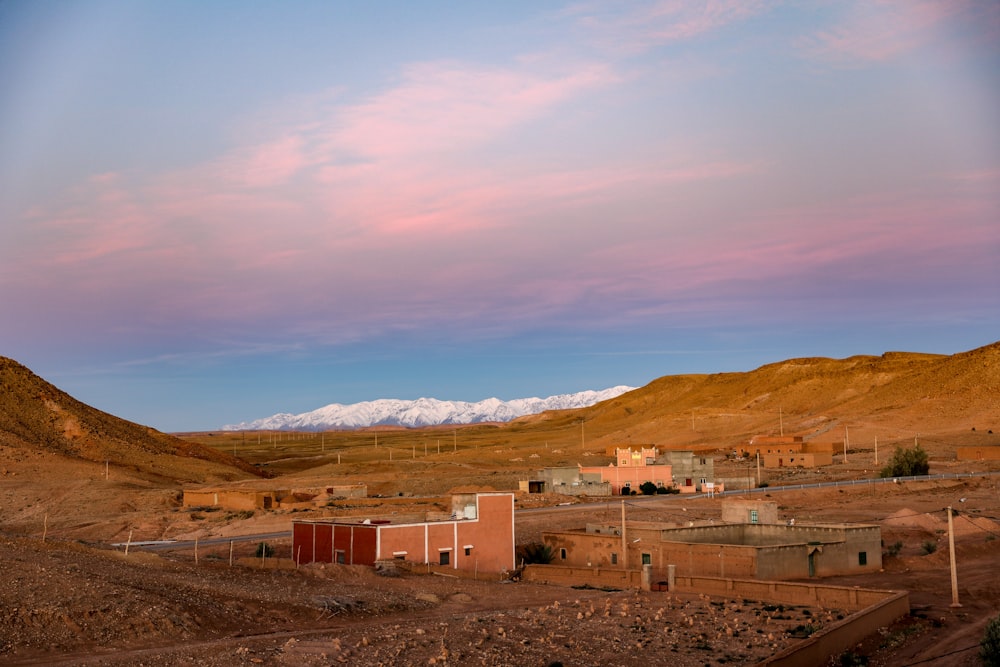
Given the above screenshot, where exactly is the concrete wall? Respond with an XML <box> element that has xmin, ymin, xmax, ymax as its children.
<box><xmin>720</xmin><ymin>500</ymin><xmax>779</xmax><ymax>524</ymax></box>
<box><xmin>544</xmin><ymin>522</ymin><xmax>882</xmax><ymax>580</ymax></box>
<box><xmin>957</xmin><ymin>446</ymin><xmax>1000</xmax><ymax>460</ymax></box>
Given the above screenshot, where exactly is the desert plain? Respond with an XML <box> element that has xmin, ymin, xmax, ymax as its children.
<box><xmin>1</xmin><ymin>343</ymin><xmax>999</xmax><ymax>666</ymax></box>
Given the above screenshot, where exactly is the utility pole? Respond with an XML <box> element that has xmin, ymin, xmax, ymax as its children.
<box><xmin>874</xmin><ymin>435</ymin><xmax>879</xmax><ymax>465</ymax></box>
<box><xmin>620</xmin><ymin>500</ymin><xmax>627</xmax><ymax>570</ymax></box>
<box><xmin>844</xmin><ymin>427</ymin><xmax>849</xmax><ymax>464</ymax></box>
<box><xmin>948</xmin><ymin>506</ymin><xmax>961</xmax><ymax>607</ymax></box>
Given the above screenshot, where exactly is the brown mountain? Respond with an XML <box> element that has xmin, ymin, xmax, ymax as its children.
<box><xmin>570</xmin><ymin>340</ymin><xmax>1000</xmax><ymax>452</ymax></box>
<box><xmin>0</xmin><ymin>356</ymin><xmax>262</xmax><ymax>482</ymax></box>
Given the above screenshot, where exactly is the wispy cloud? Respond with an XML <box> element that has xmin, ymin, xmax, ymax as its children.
<box><xmin>796</xmin><ymin>0</ymin><xmax>996</xmax><ymax>66</ymax></box>
<box><xmin>565</xmin><ymin>0</ymin><xmax>771</xmax><ymax>53</ymax></box>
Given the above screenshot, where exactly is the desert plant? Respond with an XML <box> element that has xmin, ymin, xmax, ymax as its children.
<box><xmin>255</xmin><ymin>542</ymin><xmax>275</xmax><ymax>558</ymax></box>
<box><xmin>980</xmin><ymin>614</ymin><xmax>1000</xmax><ymax>666</ymax></box>
<box><xmin>920</xmin><ymin>540</ymin><xmax>937</xmax><ymax>555</ymax></box>
<box><xmin>516</xmin><ymin>542</ymin><xmax>555</xmax><ymax>565</ymax></box>
<box><xmin>886</xmin><ymin>541</ymin><xmax>903</xmax><ymax>557</ymax></box>
<box><xmin>639</xmin><ymin>481</ymin><xmax>658</xmax><ymax>495</ymax></box>
<box><xmin>880</xmin><ymin>444</ymin><xmax>929</xmax><ymax>478</ymax></box>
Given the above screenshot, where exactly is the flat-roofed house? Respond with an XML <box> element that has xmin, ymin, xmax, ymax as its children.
<box><xmin>292</xmin><ymin>491</ymin><xmax>515</xmax><ymax>574</ymax></box>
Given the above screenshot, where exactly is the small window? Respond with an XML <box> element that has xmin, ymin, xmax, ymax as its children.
<box><xmin>335</xmin><ymin>550</ymin><xmax>346</xmax><ymax>564</ymax></box>
<box><xmin>621</xmin><ymin>459</ymin><xmax>627</xmax><ymax>465</ymax></box>
<box><xmin>464</xmin><ymin>547</ymin><xmax>471</xmax><ymax>556</ymax></box>
<box><xmin>859</xmin><ymin>551</ymin><xmax>867</xmax><ymax>566</ymax></box>
<box><xmin>560</xmin><ymin>548</ymin><xmax>567</xmax><ymax>560</ymax></box>
<box><xmin>439</xmin><ymin>551</ymin><xmax>450</xmax><ymax>566</ymax></box>
<box><xmin>749</xmin><ymin>509</ymin><xmax>759</xmax><ymax>524</ymax></box>
<box><xmin>611</xmin><ymin>553</ymin><xmax>618</xmax><ymax>565</ymax></box>
<box><xmin>641</xmin><ymin>553</ymin><xmax>651</xmax><ymax>566</ymax></box>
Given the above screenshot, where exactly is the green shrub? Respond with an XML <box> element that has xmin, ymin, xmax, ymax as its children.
<box><xmin>516</xmin><ymin>542</ymin><xmax>555</xmax><ymax>565</ymax></box>
<box><xmin>886</xmin><ymin>541</ymin><xmax>903</xmax><ymax>557</ymax></box>
<box><xmin>920</xmin><ymin>540</ymin><xmax>937</xmax><ymax>555</ymax></box>
<box><xmin>639</xmin><ymin>481</ymin><xmax>658</xmax><ymax>495</ymax></box>
<box><xmin>879</xmin><ymin>444</ymin><xmax>929</xmax><ymax>478</ymax></box>
<box><xmin>981</xmin><ymin>614</ymin><xmax>1000</xmax><ymax>666</ymax></box>
<box><xmin>255</xmin><ymin>542</ymin><xmax>275</xmax><ymax>558</ymax></box>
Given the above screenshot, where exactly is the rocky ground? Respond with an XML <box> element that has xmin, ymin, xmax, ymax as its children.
<box><xmin>1</xmin><ymin>474</ymin><xmax>998</xmax><ymax>666</ymax></box>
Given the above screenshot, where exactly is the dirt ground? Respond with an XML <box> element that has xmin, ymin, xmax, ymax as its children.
<box><xmin>2</xmin><ymin>473</ymin><xmax>999</xmax><ymax>666</ymax></box>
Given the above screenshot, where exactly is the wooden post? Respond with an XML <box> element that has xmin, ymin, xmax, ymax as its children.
<box><xmin>620</xmin><ymin>500</ymin><xmax>627</xmax><ymax>570</ymax></box>
<box><xmin>125</xmin><ymin>530</ymin><xmax>133</xmax><ymax>556</ymax></box>
<box><xmin>194</xmin><ymin>537</ymin><xmax>199</xmax><ymax>564</ymax></box>
<box><xmin>229</xmin><ymin>540</ymin><xmax>234</xmax><ymax>567</ymax></box>
<box><xmin>42</xmin><ymin>514</ymin><xmax>48</xmax><ymax>543</ymax></box>
<box><xmin>948</xmin><ymin>506</ymin><xmax>961</xmax><ymax>607</ymax></box>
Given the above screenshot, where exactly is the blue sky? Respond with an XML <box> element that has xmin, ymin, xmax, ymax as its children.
<box><xmin>1</xmin><ymin>1</ymin><xmax>998</xmax><ymax>432</ymax></box>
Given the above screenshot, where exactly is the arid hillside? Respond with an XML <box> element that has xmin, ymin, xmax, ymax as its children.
<box><xmin>573</xmin><ymin>340</ymin><xmax>1000</xmax><ymax>451</ymax></box>
<box><xmin>0</xmin><ymin>356</ymin><xmax>261</xmax><ymax>480</ymax></box>
<box><xmin>0</xmin><ymin>357</ymin><xmax>264</xmax><ymax>539</ymax></box>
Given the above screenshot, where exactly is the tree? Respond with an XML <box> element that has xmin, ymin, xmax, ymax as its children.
<box><xmin>981</xmin><ymin>614</ymin><xmax>1000</xmax><ymax>666</ymax></box>
<box><xmin>639</xmin><ymin>481</ymin><xmax>658</xmax><ymax>495</ymax></box>
<box><xmin>879</xmin><ymin>444</ymin><xmax>929</xmax><ymax>478</ymax></box>
<box><xmin>516</xmin><ymin>542</ymin><xmax>555</xmax><ymax>565</ymax></box>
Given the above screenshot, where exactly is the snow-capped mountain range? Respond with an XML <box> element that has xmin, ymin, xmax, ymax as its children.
<box><xmin>222</xmin><ymin>386</ymin><xmax>635</xmax><ymax>431</ymax></box>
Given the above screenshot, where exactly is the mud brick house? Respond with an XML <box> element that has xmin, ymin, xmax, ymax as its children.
<box><xmin>579</xmin><ymin>446</ymin><xmax>673</xmax><ymax>494</ymax></box>
<box><xmin>739</xmin><ymin>436</ymin><xmax>835</xmax><ymax>468</ymax></box>
<box><xmin>292</xmin><ymin>491</ymin><xmax>515</xmax><ymax>574</ymax></box>
<box><xmin>183</xmin><ymin>483</ymin><xmax>366</xmax><ymax>510</ymax></box>
<box><xmin>542</xmin><ymin>499</ymin><xmax>881</xmax><ymax>580</ymax></box>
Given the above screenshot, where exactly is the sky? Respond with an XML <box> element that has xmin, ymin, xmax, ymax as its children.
<box><xmin>1</xmin><ymin>1</ymin><xmax>998</xmax><ymax>432</ymax></box>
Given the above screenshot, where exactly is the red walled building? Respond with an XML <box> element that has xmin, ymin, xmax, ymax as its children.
<box><xmin>292</xmin><ymin>492</ymin><xmax>515</xmax><ymax>574</ymax></box>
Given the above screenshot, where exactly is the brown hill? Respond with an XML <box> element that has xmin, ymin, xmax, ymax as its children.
<box><xmin>537</xmin><ymin>340</ymin><xmax>1000</xmax><ymax>452</ymax></box>
<box><xmin>0</xmin><ymin>356</ymin><xmax>262</xmax><ymax>482</ymax></box>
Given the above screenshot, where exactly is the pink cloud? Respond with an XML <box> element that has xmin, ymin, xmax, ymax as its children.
<box><xmin>566</xmin><ymin>0</ymin><xmax>770</xmax><ymax>53</ymax></box>
<box><xmin>796</xmin><ymin>0</ymin><xmax>993</xmax><ymax>66</ymax></box>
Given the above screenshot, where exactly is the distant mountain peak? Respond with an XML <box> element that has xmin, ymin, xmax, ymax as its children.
<box><xmin>222</xmin><ymin>386</ymin><xmax>635</xmax><ymax>431</ymax></box>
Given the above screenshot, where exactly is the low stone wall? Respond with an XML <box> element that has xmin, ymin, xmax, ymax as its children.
<box><xmin>760</xmin><ymin>591</ymin><xmax>910</xmax><ymax>666</ymax></box>
<box><xmin>521</xmin><ymin>565</ymin><xmax>910</xmax><ymax>665</ymax></box>
<box><xmin>521</xmin><ymin>564</ymin><xmax>642</xmax><ymax>589</ymax></box>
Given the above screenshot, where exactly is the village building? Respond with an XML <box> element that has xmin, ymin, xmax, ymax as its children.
<box><xmin>655</xmin><ymin>450</ymin><xmax>717</xmax><ymax>493</ymax></box>
<box><xmin>956</xmin><ymin>445</ymin><xmax>1000</xmax><ymax>461</ymax></box>
<box><xmin>518</xmin><ymin>467</ymin><xmax>611</xmax><ymax>496</ymax></box>
<box><xmin>739</xmin><ymin>436</ymin><xmax>835</xmax><ymax>468</ymax></box>
<box><xmin>292</xmin><ymin>491</ymin><xmax>515</xmax><ymax>574</ymax></box>
<box><xmin>183</xmin><ymin>483</ymin><xmax>366</xmax><ymax>511</ymax></box>
<box><xmin>522</xmin><ymin>446</ymin><xmax>720</xmax><ymax>495</ymax></box>
<box><xmin>542</xmin><ymin>499</ymin><xmax>881</xmax><ymax>580</ymax></box>
<box><xmin>579</xmin><ymin>446</ymin><xmax>673</xmax><ymax>494</ymax></box>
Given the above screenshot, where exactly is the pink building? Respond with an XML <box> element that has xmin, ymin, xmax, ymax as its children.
<box><xmin>580</xmin><ymin>447</ymin><xmax>673</xmax><ymax>494</ymax></box>
<box><xmin>292</xmin><ymin>492</ymin><xmax>515</xmax><ymax>574</ymax></box>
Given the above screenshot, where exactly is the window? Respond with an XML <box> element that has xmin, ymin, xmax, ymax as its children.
<box><xmin>749</xmin><ymin>509</ymin><xmax>758</xmax><ymax>524</ymax></box>
<box><xmin>858</xmin><ymin>551</ymin><xmax>867</xmax><ymax>566</ymax></box>
<box><xmin>560</xmin><ymin>548</ymin><xmax>567</xmax><ymax>560</ymax></box>
<box><xmin>700</xmin><ymin>458</ymin><xmax>707</xmax><ymax>465</ymax></box>
<box><xmin>641</xmin><ymin>553</ymin><xmax>651</xmax><ymax>566</ymax></box>
<box><xmin>464</xmin><ymin>547</ymin><xmax>471</xmax><ymax>556</ymax></box>
<box><xmin>335</xmin><ymin>550</ymin><xmax>346</xmax><ymax>564</ymax></box>
<box><xmin>611</xmin><ymin>553</ymin><xmax>618</xmax><ymax>565</ymax></box>
<box><xmin>439</xmin><ymin>551</ymin><xmax>450</xmax><ymax>566</ymax></box>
